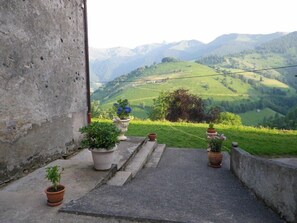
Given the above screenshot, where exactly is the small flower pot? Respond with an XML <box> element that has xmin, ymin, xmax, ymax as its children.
<box><xmin>147</xmin><ymin>133</ymin><xmax>157</xmax><ymax>141</ymax></box>
<box><xmin>45</xmin><ymin>185</ymin><xmax>65</xmax><ymax>206</ymax></box>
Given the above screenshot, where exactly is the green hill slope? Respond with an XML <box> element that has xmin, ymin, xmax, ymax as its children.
<box><xmin>92</xmin><ymin>60</ymin><xmax>297</xmax><ymax>119</ymax></box>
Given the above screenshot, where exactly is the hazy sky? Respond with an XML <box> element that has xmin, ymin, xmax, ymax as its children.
<box><xmin>87</xmin><ymin>0</ymin><xmax>297</xmax><ymax>49</ymax></box>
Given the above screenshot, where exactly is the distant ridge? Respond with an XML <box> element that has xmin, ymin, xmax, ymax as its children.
<box><xmin>89</xmin><ymin>32</ymin><xmax>288</xmax><ymax>86</ymax></box>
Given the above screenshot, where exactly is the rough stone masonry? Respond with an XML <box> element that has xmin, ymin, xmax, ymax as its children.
<box><xmin>0</xmin><ymin>0</ymin><xmax>88</xmax><ymax>185</ymax></box>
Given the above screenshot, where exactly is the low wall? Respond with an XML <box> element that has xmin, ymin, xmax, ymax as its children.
<box><xmin>231</xmin><ymin>145</ymin><xmax>297</xmax><ymax>223</ymax></box>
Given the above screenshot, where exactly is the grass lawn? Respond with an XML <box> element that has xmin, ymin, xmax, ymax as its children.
<box><xmin>92</xmin><ymin>118</ymin><xmax>297</xmax><ymax>157</ymax></box>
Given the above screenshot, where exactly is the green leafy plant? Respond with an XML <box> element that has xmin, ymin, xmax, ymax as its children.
<box><xmin>207</xmin><ymin>133</ymin><xmax>227</xmax><ymax>152</ymax></box>
<box><xmin>45</xmin><ymin>165</ymin><xmax>62</xmax><ymax>191</ymax></box>
<box><xmin>79</xmin><ymin>122</ymin><xmax>120</xmax><ymax>150</ymax></box>
<box><xmin>113</xmin><ymin>99</ymin><xmax>132</xmax><ymax>119</ymax></box>
<box><xmin>208</xmin><ymin>123</ymin><xmax>214</xmax><ymax>129</ymax></box>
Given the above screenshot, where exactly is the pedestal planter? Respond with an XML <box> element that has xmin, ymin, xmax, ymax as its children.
<box><xmin>113</xmin><ymin>118</ymin><xmax>130</xmax><ymax>141</ymax></box>
<box><xmin>45</xmin><ymin>185</ymin><xmax>65</xmax><ymax>206</ymax></box>
<box><xmin>208</xmin><ymin>151</ymin><xmax>223</xmax><ymax>168</ymax></box>
<box><xmin>90</xmin><ymin>146</ymin><xmax>117</xmax><ymax>170</ymax></box>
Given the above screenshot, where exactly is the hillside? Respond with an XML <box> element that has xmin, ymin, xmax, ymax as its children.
<box><xmin>91</xmin><ymin>60</ymin><xmax>296</xmax><ymax>120</ymax></box>
<box><xmin>198</xmin><ymin>32</ymin><xmax>297</xmax><ymax>88</ymax></box>
<box><xmin>89</xmin><ymin>32</ymin><xmax>286</xmax><ymax>85</ymax></box>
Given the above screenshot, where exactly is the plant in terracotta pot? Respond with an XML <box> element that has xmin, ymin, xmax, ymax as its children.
<box><xmin>113</xmin><ymin>99</ymin><xmax>132</xmax><ymax>140</ymax></box>
<box><xmin>207</xmin><ymin>133</ymin><xmax>226</xmax><ymax>168</ymax></box>
<box><xmin>207</xmin><ymin>123</ymin><xmax>216</xmax><ymax>133</ymax></box>
<box><xmin>206</xmin><ymin>122</ymin><xmax>217</xmax><ymax>138</ymax></box>
<box><xmin>79</xmin><ymin>122</ymin><xmax>120</xmax><ymax>170</ymax></box>
<box><xmin>45</xmin><ymin>165</ymin><xmax>65</xmax><ymax>206</ymax></box>
<box><xmin>147</xmin><ymin>133</ymin><xmax>157</xmax><ymax>141</ymax></box>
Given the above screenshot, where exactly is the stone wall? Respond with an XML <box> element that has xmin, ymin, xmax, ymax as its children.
<box><xmin>231</xmin><ymin>146</ymin><xmax>297</xmax><ymax>223</ymax></box>
<box><xmin>0</xmin><ymin>0</ymin><xmax>88</xmax><ymax>184</ymax></box>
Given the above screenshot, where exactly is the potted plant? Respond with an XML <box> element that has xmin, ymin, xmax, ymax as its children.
<box><xmin>207</xmin><ymin>123</ymin><xmax>216</xmax><ymax>133</ymax></box>
<box><xmin>45</xmin><ymin>165</ymin><xmax>65</xmax><ymax>206</ymax></box>
<box><xmin>147</xmin><ymin>133</ymin><xmax>157</xmax><ymax>141</ymax></box>
<box><xmin>113</xmin><ymin>99</ymin><xmax>132</xmax><ymax>141</ymax></box>
<box><xmin>207</xmin><ymin>133</ymin><xmax>226</xmax><ymax>168</ymax></box>
<box><xmin>79</xmin><ymin>122</ymin><xmax>120</xmax><ymax>170</ymax></box>
<box><xmin>206</xmin><ymin>122</ymin><xmax>217</xmax><ymax>138</ymax></box>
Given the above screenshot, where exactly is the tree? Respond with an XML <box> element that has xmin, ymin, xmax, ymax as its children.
<box><xmin>216</xmin><ymin>112</ymin><xmax>242</xmax><ymax>126</ymax></box>
<box><xmin>166</xmin><ymin>89</ymin><xmax>205</xmax><ymax>122</ymax></box>
<box><xmin>148</xmin><ymin>91</ymin><xmax>171</xmax><ymax>120</ymax></box>
<box><xmin>161</xmin><ymin>57</ymin><xmax>180</xmax><ymax>63</ymax></box>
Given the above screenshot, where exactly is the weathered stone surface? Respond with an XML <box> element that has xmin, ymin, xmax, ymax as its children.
<box><xmin>231</xmin><ymin>147</ymin><xmax>297</xmax><ymax>223</ymax></box>
<box><xmin>0</xmin><ymin>0</ymin><xmax>87</xmax><ymax>184</ymax></box>
<box><xmin>61</xmin><ymin>148</ymin><xmax>282</xmax><ymax>223</ymax></box>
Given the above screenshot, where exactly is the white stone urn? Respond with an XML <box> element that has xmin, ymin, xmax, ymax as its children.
<box><xmin>113</xmin><ymin>118</ymin><xmax>130</xmax><ymax>141</ymax></box>
<box><xmin>89</xmin><ymin>145</ymin><xmax>117</xmax><ymax>170</ymax></box>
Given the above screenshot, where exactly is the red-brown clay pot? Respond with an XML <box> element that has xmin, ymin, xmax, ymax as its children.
<box><xmin>208</xmin><ymin>151</ymin><xmax>223</xmax><ymax>168</ymax></box>
<box><xmin>147</xmin><ymin>133</ymin><xmax>157</xmax><ymax>141</ymax></box>
<box><xmin>45</xmin><ymin>184</ymin><xmax>65</xmax><ymax>206</ymax></box>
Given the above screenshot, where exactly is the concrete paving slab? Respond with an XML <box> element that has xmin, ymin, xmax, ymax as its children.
<box><xmin>61</xmin><ymin>148</ymin><xmax>284</xmax><ymax>223</ymax></box>
<box><xmin>0</xmin><ymin>137</ymin><xmax>145</xmax><ymax>223</ymax></box>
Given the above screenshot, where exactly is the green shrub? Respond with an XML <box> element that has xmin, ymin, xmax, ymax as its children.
<box><xmin>45</xmin><ymin>165</ymin><xmax>62</xmax><ymax>191</ymax></box>
<box><xmin>79</xmin><ymin>122</ymin><xmax>120</xmax><ymax>149</ymax></box>
<box><xmin>216</xmin><ymin>112</ymin><xmax>242</xmax><ymax>126</ymax></box>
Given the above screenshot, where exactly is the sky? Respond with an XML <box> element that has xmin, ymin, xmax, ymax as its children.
<box><xmin>87</xmin><ymin>0</ymin><xmax>297</xmax><ymax>49</ymax></box>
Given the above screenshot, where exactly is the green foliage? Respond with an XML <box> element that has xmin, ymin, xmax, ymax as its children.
<box><xmin>261</xmin><ymin>106</ymin><xmax>297</xmax><ymax>130</ymax></box>
<box><xmin>208</xmin><ymin>123</ymin><xmax>214</xmax><ymax>129</ymax></box>
<box><xmin>45</xmin><ymin>165</ymin><xmax>62</xmax><ymax>191</ymax></box>
<box><xmin>216</xmin><ymin>112</ymin><xmax>242</xmax><ymax>126</ymax></box>
<box><xmin>149</xmin><ymin>89</ymin><xmax>219</xmax><ymax>123</ymax></box>
<box><xmin>148</xmin><ymin>91</ymin><xmax>170</xmax><ymax>120</ymax></box>
<box><xmin>161</xmin><ymin>57</ymin><xmax>180</xmax><ymax>63</ymax></box>
<box><xmin>79</xmin><ymin>122</ymin><xmax>120</xmax><ymax>149</ymax></box>
<box><xmin>113</xmin><ymin>99</ymin><xmax>132</xmax><ymax>119</ymax></box>
<box><xmin>91</xmin><ymin>101</ymin><xmax>114</xmax><ymax>119</ymax></box>
<box><xmin>166</xmin><ymin>89</ymin><xmax>206</xmax><ymax>122</ymax></box>
<box><xmin>91</xmin><ymin>101</ymin><xmax>102</xmax><ymax>118</ymax></box>
<box><xmin>207</xmin><ymin>133</ymin><xmax>227</xmax><ymax>152</ymax></box>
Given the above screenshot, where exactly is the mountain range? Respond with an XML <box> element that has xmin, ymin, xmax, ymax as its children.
<box><xmin>89</xmin><ymin>32</ymin><xmax>287</xmax><ymax>91</ymax></box>
<box><xmin>91</xmin><ymin>31</ymin><xmax>297</xmax><ymax>124</ymax></box>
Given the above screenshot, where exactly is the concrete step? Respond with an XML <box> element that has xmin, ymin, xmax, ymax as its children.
<box><xmin>145</xmin><ymin>144</ymin><xmax>166</xmax><ymax>168</ymax></box>
<box><xmin>114</xmin><ymin>137</ymin><xmax>146</xmax><ymax>170</ymax></box>
<box><xmin>106</xmin><ymin>140</ymin><xmax>158</xmax><ymax>186</ymax></box>
<box><xmin>107</xmin><ymin>171</ymin><xmax>132</xmax><ymax>186</ymax></box>
<box><xmin>124</xmin><ymin>140</ymin><xmax>158</xmax><ymax>178</ymax></box>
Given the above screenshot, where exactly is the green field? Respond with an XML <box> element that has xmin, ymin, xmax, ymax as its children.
<box><xmin>239</xmin><ymin>108</ymin><xmax>283</xmax><ymax>126</ymax></box>
<box><xmin>93</xmin><ymin>118</ymin><xmax>297</xmax><ymax>157</ymax></box>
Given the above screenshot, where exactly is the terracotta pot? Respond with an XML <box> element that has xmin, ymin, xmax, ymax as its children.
<box><xmin>45</xmin><ymin>184</ymin><xmax>65</xmax><ymax>206</ymax></box>
<box><xmin>207</xmin><ymin>128</ymin><xmax>216</xmax><ymax>133</ymax></box>
<box><xmin>90</xmin><ymin>145</ymin><xmax>117</xmax><ymax>170</ymax></box>
<box><xmin>147</xmin><ymin>133</ymin><xmax>157</xmax><ymax>141</ymax></box>
<box><xmin>208</xmin><ymin>151</ymin><xmax>223</xmax><ymax>168</ymax></box>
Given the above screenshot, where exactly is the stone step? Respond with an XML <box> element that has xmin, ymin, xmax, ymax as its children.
<box><xmin>124</xmin><ymin>140</ymin><xmax>158</xmax><ymax>178</ymax></box>
<box><xmin>107</xmin><ymin>140</ymin><xmax>158</xmax><ymax>186</ymax></box>
<box><xmin>106</xmin><ymin>171</ymin><xmax>132</xmax><ymax>186</ymax></box>
<box><xmin>145</xmin><ymin>144</ymin><xmax>166</xmax><ymax>168</ymax></box>
<box><xmin>114</xmin><ymin>137</ymin><xmax>146</xmax><ymax>171</ymax></box>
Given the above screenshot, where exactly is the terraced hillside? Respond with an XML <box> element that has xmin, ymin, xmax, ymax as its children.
<box><xmin>92</xmin><ymin>61</ymin><xmax>295</xmax><ymax>120</ymax></box>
